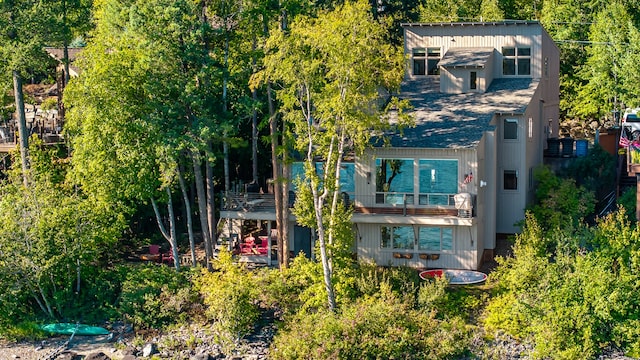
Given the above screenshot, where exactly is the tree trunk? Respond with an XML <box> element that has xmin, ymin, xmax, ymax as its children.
<box><xmin>252</xmin><ymin>37</ymin><xmax>259</xmax><ymax>184</ymax></box>
<box><xmin>178</xmin><ymin>167</ymin><xmax>197</xmax><ymax>267</ymax></box>
<box><xmin>166</xmin><ymin>188</ymin><xmax>180</xmax><ymax>271</ymax></box>
<box><xmin>12</xmin><ymin>70</ymin><xmax>29</xmax><ymax>186</ymax></box>
<box><xmin>268</xmin><ymin>83</ymin><xmax>285</xmax><ymax>268</ymax></box>
<box><xmin>150</xmin><ymin>193</ymin><xmax>180</xmax><ymax>271</ymax></box>
<box><xmin>192</xmin><ymin>151</ymin><xmax>212</xmax><ymax>270</ymax></box>
<box><xmin>206</xmin><ymin>142</ymin><xmax>216</xmax><ymax>247</ymax></box>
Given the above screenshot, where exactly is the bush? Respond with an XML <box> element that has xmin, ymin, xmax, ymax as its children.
<box><xmin>270</xmin><ymin>282</ymin><xmax>472</xmax><ymax>360</ymax></box>
<box><xmin>117</xmin><ymin>263</ymin><xmax>197</xmax><ymax>330</ymax></box>
<box><xmin>194</xmin><ymin>249</ymin><xmax>260</xmax><ymax>354</ymax></box>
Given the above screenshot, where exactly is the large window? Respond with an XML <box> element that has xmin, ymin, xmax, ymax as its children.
<box><xmin>291</xmin><ymin>162</ymin><xmax>355</xmax><ymax>197</ymax></box>
<box><xmin>427</xmin><ymin>47</ymin><xmax>441</xmax><ymax>75</ymax></box>
<box><xmin>418</xmin><ymin>227</ymin><xmax>453</xmax><ymax>252</ymax></box>
<box><xmin>376</xmin><ymin>158</ymin><xmax>414</xmax><ymax>204</ymax></box>
<box><xmin>418</xmin><ymin>159</ymin><xmax>457</xmax><ymax>205</ymax></box>
<box><xmin>381</xmin><ymin>226</ymin><xmax>453</xmax><ymax>252</ymax></box>
<box><xmin>381</xmin><ymin>226</ymin><xmax>414</xmax><ymax>249</ymax></box>
<box><xmin>412</xmin><ymin>48</ymin><xmax>426</xmax><ymax>75</ymax></box>
<box><xmin>502</xmin><ymin>46</ymin><xmax>531</xmax><ymax>76</ymax></box>
<box><xmin>412</xmin><ymin>47</ymin><xmax>440</xmax><ymax>76</ymax></box>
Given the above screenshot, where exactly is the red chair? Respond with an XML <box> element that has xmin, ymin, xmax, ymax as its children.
<box><xmin>149</xmin><ymin>244</ymin><xmax>160</xmax><ymax>255</ymax></box>
<box><xmin>241</xmin><ymin>236</ymin><xmax>256</xmax><ymax>254</ymax></box>
<box><xmin>162</xmin><ymin>248</ymin><xmax>175</xmax><ymax>265</ymax></box>
<box><xmin>257</xmin><ymin>237</ymin><xmax>268</xmax><ymax>255</ymax></box>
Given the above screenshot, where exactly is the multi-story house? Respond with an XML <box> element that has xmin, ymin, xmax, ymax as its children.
<box><xmin>220</xmin><ymin>21</ymin><xmax>560</xmax><ymax>270</ymax></box>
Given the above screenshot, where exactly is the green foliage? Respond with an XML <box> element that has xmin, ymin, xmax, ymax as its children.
<box><xmin>484</xmin><ymin>211</ymin><xmax>640</xmax><ymax>359</ymax></box>
<box><xmin>117</xmin><ymin>264</ymin><xmax>197</xmax><ymax>330</ymax></box>
<box><xmin>527</xmin><ymin>166</ymin><xmax>595</xmax><ymax>231</ymax></box>
<box><xmin>617</xmin><ymin>189</ymin><xmax>637</xmax><ymax>223</ymax></box>
<box><xmin>270</xmin><ymin>283</ymin><xmax>472</xmax><ymax>360</ymax></box>
<box><xmin>0</xmin><ymin>143</ymin><xmax>126</xmax><ymax>328</ymax></box>
<box><xmin>560</xmin><ymin>144</ymin><xmax>615</xmax><ymax>205</ymax></box>
<box><xmin>194</xmin><ymin>249</ymin><xmax>260</xmax><ymax>354</ymax></box>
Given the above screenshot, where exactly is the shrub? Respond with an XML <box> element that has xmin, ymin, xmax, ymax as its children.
<box><xmin>270</xmin><ymin>282</ymin><xmax>472</xmax><ymax>359</ymax></box>
<box><xmin>194</xmin><ymin>249</ymin><xmax>260</xmax><ymax>354</ymax></box>
<box><xmin>117</xmin><ymin>263</ymin><xmax>197</xmax><ymax>330</ymax></box>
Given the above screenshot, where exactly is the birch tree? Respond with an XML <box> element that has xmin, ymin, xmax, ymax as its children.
<box><xmin>65</xmin><ymin>0</ymin><xmax>223</xmax><ymax>268</ymax></box>
<box><xmin>260</xmin><ymin>0</ymin><xmax>410</xmax><ymax>310</ymax></box>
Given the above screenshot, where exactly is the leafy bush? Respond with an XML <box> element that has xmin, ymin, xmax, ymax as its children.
<box><xmin>484</xmin><ymin>211</ymin><xmax>640</xmax><ymax>359</ymax></box>
<box><xmin>527</xmin><ymin>166</ymin><xmax>595</xmax><ymax>231</ymax></box>
<box><xmin>194</xmin><ymin>249</ymin><xmax>260</xmax><ymax>354</ymax></box>
<box><xmin>117</xmin><ymin>263</ymin><xmax>197</xmax><ymax>330</ymax></box>
<box><xmin>270</xmin><ymin>282</ymin><xmax>472</xmax><ymax>360</ymax></box>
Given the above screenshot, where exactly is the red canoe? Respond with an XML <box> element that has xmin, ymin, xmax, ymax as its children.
<box><xmin>419</xmin><ymin>269</ymin><xmax>487</xmax><ymax>285</ymax></box>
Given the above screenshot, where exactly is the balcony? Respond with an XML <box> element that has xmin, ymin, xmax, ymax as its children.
<box><xmin>220</xmin><ymin>192</ymin><xmax>467</xmax><ymax>218</ymax></box>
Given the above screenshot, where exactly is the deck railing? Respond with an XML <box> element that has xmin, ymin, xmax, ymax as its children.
<box><xmin>220</xmin><ymin>192</ymin><xmax>464</xmax><ymax>217</ymax></box>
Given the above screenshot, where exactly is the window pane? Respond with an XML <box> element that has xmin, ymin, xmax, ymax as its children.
<box><xmin>427</xmin><ymin>47</ymin><xmax>440</xmax><ymax>56</ymax></box>
<box><xmin>413</xmin><ymin>59</ymin><xmax>426</xmax><ymax>75</ymax></box>
<box><xmin>518</xmin><ymin>47</ymin><xmax>531</xmax><ymax>56</ymax></box>
<box><xmin>427</xmin><ymin>58</ymin><xmax>439</xmax><ymax>75</ymax></box>
<box><xmin>339</xmin><ymin>163</ymin><xmax>355</xmax><ymax>194</ymax></box>
<box><xmin>442</xmin><ymin>228</ymin><xmax>453</xmax><ymax>250</ymax></box>
<box><xmin>504</xmin><ymin>119</ymin><xmax>518</xmax><ymax>140</ymax></box>
<box><xmin>413</xmin><ymin>48</ymin><xmax>426</xmax><ymax>57</ymax></box>
<box><xmin>517</xmin><ymin>58</ymin><xmax>531</xmax><ymax>75</ymax></box>
<box><xmin>504</xmin><ymin>170</ymin><xmax>518</xmax><ymax>190</ymax></box>
<box><xmin>419</xmin><ymin>159</ymin><xmax>458</xmax><ymax>194</ymax></box>
<box><xmin>503</xmin><ymin>58</ymin><xmax>515</xmax><ymax>75</ymax></box>
<box><xmin>393</xmin><ymin>226</ymin><xmax>414</xmax><ymax>249</ymax></box>
<box><xmin>376</xmin><ymin>159</ymin><xmax>413</xmax><ymax>193</ymax></box>
<box><xmin>381</xmin><ymin>226</ymin><xmax>391</xmax><ymax>248</ymax></box>
<box><xmin>470</xmin><ymin>71</ymin><xmax>477</xmax><ymax>89</ymax></box>
<box><xmin>502</xmin><ymin>47</ymin><xmax>515</xmax><ymax>56</ymax></box>
<box><xmin>418</xmin><ymin>227</ymin><xmax>441</xmax><ymax>251</ymax></box>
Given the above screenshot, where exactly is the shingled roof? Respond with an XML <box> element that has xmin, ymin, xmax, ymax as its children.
<box><xmin>438</xmin><ymin>47</ymin><xmax>494</xmax><ymax>69</ymax></box>
<box><xmin>378</xmin><ymin>77</ymin><xmax>539</xmax><ymax>149</ymax></box>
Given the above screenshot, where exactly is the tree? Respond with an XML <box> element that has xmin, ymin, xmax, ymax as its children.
<box><xmin>0</xmin><ymin>0</ymin><xmax>55</xmax><ymax>185</ymax></box>
<box><xmin>260</xmin><ymin>0</ymin><xmax>409</xmax><ymax>310</ymax></box>
<box><xmin>65</xmin><ymin>0</ymin><xmax>224</xmax><ymax>269</ymax></box>
<box><xmin>0</xmin><ymin>141</ymin><xmax>125</xmax><ymax>322</ymax></box>
<box><xmin>573</xmin><ymin>3</ymin><xmax>632</xmax><ymax>121</ymax></box>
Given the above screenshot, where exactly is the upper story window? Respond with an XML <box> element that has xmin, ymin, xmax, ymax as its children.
<box><xmin>418</xmin><ymin>159</ymin><xmax>457</xmax><ymax>206</ymax></box>
<box><xmin>470</xmin><ymin>71</ymin><xmax>477</xmax><ymax>90</ymax></box>
<box><xmin>412</xmin><ymin>47</ymin><xmax>440</xmax><ymax>76</ymax></box>
<box><xmin>504</xmin><ymin>118</ymin><xmax>518</xmax><ymax>140</ymax></box>
<box><xmin>502</xmin><ymin>46</ymin><xmax>531</xmax><ymax>76</ymax></box>
<box><xmin>291</xmin><ymin>161</ymin><xmax>355</xmax><ymax>198</ymax></box>
<box><xmin>376</xmin><ymin>158</ymin><xmax>414</xmax><ymax>205</ymax></box>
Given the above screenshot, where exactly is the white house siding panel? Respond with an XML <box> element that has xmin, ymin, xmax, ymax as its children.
<box><xmin>477</xmin><ymin>130</ymin><xmax>497</xmax><ymax>251</ymax></box>
<box><xmin>354</xmin><ymin>147</ymin><xmax>481</xmax><ymax>269</ymax></box>
<box><xmin>357</xmin><ymin>148</ymin><xmax>478</xmax><ymax>207</ymax></box>
<box><xmin>404</xmin><ymin>23</ymin><xmax>546</xmax><ymax>81</ymax></box>
<box><xmin>356</xmin><ymin>223</ymin><xmax>480</xmax><ymax>269</ymax></box>
<box><xmin>496</xmin><ymin>113</ymin><xmax>528</xmax><ymax>233</ymax></box>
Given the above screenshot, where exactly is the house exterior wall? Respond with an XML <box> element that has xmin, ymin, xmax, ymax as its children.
<box><xmin>477</xmin><ymin>129</ymin><xmax>497</xmax><ymax>253</ymax></box>
<box><xmin>404</xmin><ymin>22</ymin><xmax>548</xmax><ymax>82</ymax></box>
<box><xmin>352</xmin><ymin>147</ymin><xmax>482</xmax><ymax>269</ymax></box>
<box><xmin>440</xmin><ymin>67</ymin><xmax>489</xmax><ymax>93</ymax></box>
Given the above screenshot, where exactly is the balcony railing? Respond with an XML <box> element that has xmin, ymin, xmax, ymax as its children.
<box><xmin>220</xmin><ymin>191</ymin><xmax>462</xmax><ymax>217</ymax></box>
<box><xmin>221</xmin><ymin>192</ymin><xmax>276</xmax><ymax>212</ymax></box>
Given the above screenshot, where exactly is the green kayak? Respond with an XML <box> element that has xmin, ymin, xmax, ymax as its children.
<box><xmin>40</xmin><ymin>323</ymin><xmax>110</xmax><ymax>336</ymax></box>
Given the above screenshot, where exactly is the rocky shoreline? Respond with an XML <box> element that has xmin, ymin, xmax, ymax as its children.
<box><xmin>2</xmin><ymin>325</ymin><xmax>637</xmax><ymax>360</ymax></box>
